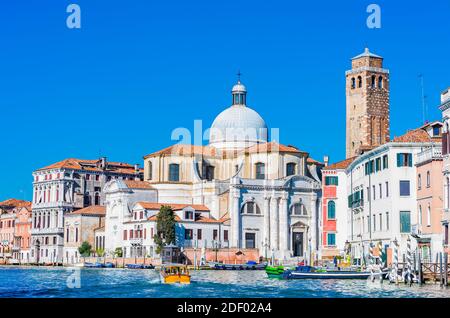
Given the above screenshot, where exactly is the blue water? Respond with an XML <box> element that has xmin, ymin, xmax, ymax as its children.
<box><xmin>0</xmin><ymin>267</ymin><xmax>449</xmax><ymax>298</ymax></box>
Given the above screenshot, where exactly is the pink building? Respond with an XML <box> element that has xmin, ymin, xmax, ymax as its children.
<box><xmin>0</xmin><ymin>199</ymin><xmax>31</xmax><ymax>263</ymax></box>
<box><xmin>13</xmin><ymin>205</ymin><xmax>32</xmax><ymax>262</ymax></box>
<box><xmin>415</xmin><ymin>126</ymin><xmax>444</xmax><ymax>261</ymax></box>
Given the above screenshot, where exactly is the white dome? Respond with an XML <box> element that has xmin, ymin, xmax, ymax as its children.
<box><xmin>209</xmin><ymin>104</ymin><xmax>268</xmax><ymax>150</ymax></box>
<box><xmin>232</xmin><ymin>81</ymin><xmax>246</xmax><ymax>93</ymax></box>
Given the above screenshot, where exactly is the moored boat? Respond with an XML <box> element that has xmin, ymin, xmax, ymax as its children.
<box><xmin>209</xmin><ymin>261</ymin><xmax>267</xmax><ymax>270</ymax></box>
<box><xmin>283</xmin><ymin>266</ymin><xmax>379</xmax><ymax>280</ymax></box>
<box><xmin>125</xmin><ymin>263</ymin><xmax>155</xmax><ymax>269</ymax></box>
<box><xmin>265</xmin><ymin>265</ymin><xmax>286</xmax><ymax>278</ymax></box>
<box><xmin>160</xmin><ymin>264</ymin><xmax>191</xmax><ymax>284</ymax></box>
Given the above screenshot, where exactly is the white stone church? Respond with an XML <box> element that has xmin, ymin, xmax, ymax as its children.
<box><xmin>104</xmin><ymin>79</ymin><xmax>323</xmax><ymax>261</ymax></box>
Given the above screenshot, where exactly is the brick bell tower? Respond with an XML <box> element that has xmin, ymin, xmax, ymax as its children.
<box><xmin>345</xmin><ymin>48</ymin><xmax>390</xmax><ymax>158</ymax></box>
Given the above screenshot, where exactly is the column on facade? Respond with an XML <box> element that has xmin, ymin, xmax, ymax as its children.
<box><xmin>263</xmin><ymin>194</ymin><xmax>271</xmax><ymax>250</ymax></box>
<box><xmin>279</xmin><ymin>192</ymin><xmax>289</xmax><ymax>254</ymax></box>
<box><xmin>309</xmin><ymin>196</ymin><xmax>318</xmax><ymax>257</ymax></box>
<box><xmin>229</xmin><ymin>186</ymin><xmax>241</xmax><ymax>248</ymax></box>
<box><xmin>270</xmin><ymin>196</ymin><xmax>279</xmax><ymax>251</ymax></box>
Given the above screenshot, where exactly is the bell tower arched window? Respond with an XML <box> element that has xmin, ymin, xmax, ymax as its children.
<box><xmin>378</xmin><ymin>76</ymin><xmax>383</xmax><ymax>89</ymax></box>
<box><xmin>357</xmin><ymin>76</ymin><xmax>362</xmax><ymax>88</ymax></box>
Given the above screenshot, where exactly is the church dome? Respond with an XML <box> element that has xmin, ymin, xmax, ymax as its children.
<box><xmin>209</xmin><ymin>80</ymin><xmax>268</xmax><ymax>150</ymax></box>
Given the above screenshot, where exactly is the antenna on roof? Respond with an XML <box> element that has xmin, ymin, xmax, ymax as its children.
<box><xmin>418</xmin><ymin>73</ymin><xmax>428</xmax><ymax>124</ymax></box>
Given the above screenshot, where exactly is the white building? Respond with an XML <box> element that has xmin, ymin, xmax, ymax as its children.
<box><xmin>345</xmin><ymin>126</ymin><xmax>440</xmax><ymax>264</ymax></box>
<box><xmin>110</xmin><ymin>80</ymin><xmax>324</xmax><ymax>261</ymax></box>
<box><xmin>439</xmin><ymin>87</ymin><xmax>450</xmax><ymax>254</ymax></box>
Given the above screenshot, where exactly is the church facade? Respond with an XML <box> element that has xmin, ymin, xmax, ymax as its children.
<box><xmin>140</xmin><ymin>80</ymin><xmax>323</xmax><ymax>261</ymax></box>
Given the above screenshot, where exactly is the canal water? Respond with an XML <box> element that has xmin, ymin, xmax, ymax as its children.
<box><xmin>0</xmin><ymin>267</ymin><xmax>449</xmax><ymax>298</ymax></box>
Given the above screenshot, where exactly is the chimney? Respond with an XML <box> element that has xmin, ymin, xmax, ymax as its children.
<box><xmin>100</xmin><ymin>157</ymin><xmax>107</xmax><ymax>170</ymax></box>
<box><xmin>323</xmin><ymin>155</ymin><xmax>329</xmax><ymax>167</ymax></box>
<box><xmin>134</xmin><ymin>164</ymin><xmax>139</xmax><ymax>173</ymax></box>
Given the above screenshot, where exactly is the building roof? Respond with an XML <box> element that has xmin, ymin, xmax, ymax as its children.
<box><xmin>351</xmin><ymin>48</ymin><xmax>382</xmax><ymax>60</ymax></box>
<box><xmin>0</xmin><ymin>199</ymin><xmax>31</xmax><ymax>210</ymax></box>
<box><xmin>123</xmin><ymin>180</ymin><xmax>153</xmax><ymax>190</ymax></box>
<box><xmin>307</xmin><ymin>157</ymin><xmax>324</xmax><ymax>165</ymax></box>
<box><xmin>37</xmin><ymin>158</ymin><xmax>141</xmax><ymax>175</ymax></box>
<box><xmin>147</xmin><ymin>213</ymin><xmax>225</xmax><ymax>224</ymax></box>
<box><xmin>392</xmin><ymin>128</ymin><xmax>436</xmax><ymax>143</ymax></box>
<box><xmin>136</xmin><ymin>202</ymin><xmax>210</xmax><ymax>212</ymax></box>
<box><xmin>245</xmin><ymin>141</ymin><xmax>305</xmax><ymax>154</ymax></box>
<box><xmin>70</xmin><ymin>205</ymin><xmax>106</xmax><ymax>216</ymax></box>
<box><xmin>324</xmin><ymin>157</ymin><xmax>357</xmax><ymax>170</ymax></box>
<box><xmin>144</xmin><ymin>144</ymin><xmax>218</xmax><ymax>158</ymax></box>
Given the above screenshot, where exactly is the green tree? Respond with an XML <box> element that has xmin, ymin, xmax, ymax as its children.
<box><xmin>154</xmin><ymin>205</ymin><xmax>176</xmax><ymax>254</ymax></box>
<box><xmin>78</xmin><ymin>241</ymin><xmax>92</xmax><ymax>257</ymax></box>
<box><xmin>114</xmin><ymin>247</ymin><xmax>123</xmax><ymax>257</ymax></box>
<box><xmin>96</xmin><ymin>248</ymin><xmax>105</xmax><ymax>257</ymax></box>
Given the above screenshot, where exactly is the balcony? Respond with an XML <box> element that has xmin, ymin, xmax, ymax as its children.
<box><xmin>31</xmin><ymin>227</ymin><xmax>64</xmax><ymax>235</ymax></box>
<box><xmin>416</xmin><ymin>146</ymin><xmax>442</xmax><ymax>165</ymax></box>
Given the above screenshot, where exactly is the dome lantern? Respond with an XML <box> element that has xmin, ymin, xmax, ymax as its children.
<box><xmin>232</xmin><ymin>71</ymin><xmax>247</xmax><ymax>106</ymax></box>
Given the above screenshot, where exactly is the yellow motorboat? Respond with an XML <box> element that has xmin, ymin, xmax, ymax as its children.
<box><xmin>160</xmin><ymin>264</ymin><xmax>191</xmax><ymax>284</ymax></box>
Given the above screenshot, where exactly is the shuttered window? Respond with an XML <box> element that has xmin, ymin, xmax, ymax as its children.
<box><xmin>443</xmin><ymin>132</ymin><xmax>448</xmax><ymax>155</ymax></box>
<box><xmin>400</xmin><ymin>211</ymin><xmax>411</xmax><ymax>233</ymax></box>
<box><xmin>325</xmin><ymin>176</ymin><xmax>338</xmax><ymax>186</ymax></box>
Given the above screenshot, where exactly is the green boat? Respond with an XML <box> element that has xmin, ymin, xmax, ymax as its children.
<box><xmin>265</xmin><ymin>265</ymin><xmax>287</xmax><ymax>278</ymax></box>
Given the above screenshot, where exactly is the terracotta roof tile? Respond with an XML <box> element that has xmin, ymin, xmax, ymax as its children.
<box><xmin>0</xmin><ymin>199</ymin><xmax>31</xmax><ymax>211</ymax></box>
<box><xmin>392</xmin><ymin>128</ymin><xmax>433</xmax><ymax>143</ymax></box>
<box><xmin>137</xmin><ymin>202</ymin><xmax>210</xmax><ymax>211</ymax></box>
<box><xmin>70</xmin><ymin>205</ymin><xmax>106</xmax><ymax>216</ymax></box>
<box><xmin>144</xmin><ymin>145</ymin><xmax>217</xmax><ymax>158</ymax></box>
<box><xmin>307</xmin><ymin>157</ymin><xmax>324</xmax><ymax>165</ymax></box>
<box><xmin>123</xmin><ymin>180</ymin><xmax>153</xmax><ymax>189</ymax></box>
<box><xmin>37</xmin><ymin>158</ymin><xmax>140</xmax><ymax>175</ymax></box>
<box><xmin>245</xmin><ymin>141</ymin><xmax>304</xmax><ymax>154</ymax></box>
<box><xmin>324</xmin><ymin>157</ymin><xmax>357</xmax><ymax>170</ymax></box>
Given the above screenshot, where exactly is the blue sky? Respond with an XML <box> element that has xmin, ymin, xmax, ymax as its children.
<box><xmin>1</xmin><ymin>0</ymin><xmax>449</xmax><ymax>201</ymax></box>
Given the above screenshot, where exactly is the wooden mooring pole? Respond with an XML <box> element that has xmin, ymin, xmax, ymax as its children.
<box><xmin>445</xmin><ymin>252</ymin><xmax>449</xmax><ymax>286</ymax></box>
<box><xmin>418</xmin><ymin>251</ymin><xmax>423</xmax><ymax>286</ymax></box>
<box><xmin>439</xmin><ymin>252</ymin><xmax>443</xmax><ymax>287</ymax></box>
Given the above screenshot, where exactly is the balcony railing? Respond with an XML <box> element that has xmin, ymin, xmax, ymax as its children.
<box><xmin>416</xmin><ymin>146</ymin><xmax>442</xmax><ymax>165</ymax></box>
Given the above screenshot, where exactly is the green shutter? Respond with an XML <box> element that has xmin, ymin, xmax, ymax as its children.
<box><xmin>408</xmin><ymin>154</ymin><xmax>413</xmax><ymax>167</ymax></box>
<box><xmin>397</xmin><ymin>153</ymin><xmax>402</xmax><ymax>167</ymax></box>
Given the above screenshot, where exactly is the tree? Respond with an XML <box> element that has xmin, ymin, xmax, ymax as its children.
<box><xmin>114</xmin><ymin>247</ymin><xmax>123</xmax><ymax>258</ymax></box>
<box><xmin>154</xmin><ymin>205</ymin><xmax>176</xmax><ymax>254</ymax></box>
<box><xmin>78</xmin><ymin>241</ymin><xmax>92</xmax><ymax>257</ymax></box>
<box><xmin>96</xmin><ymin>248</ymin><xmax>105</xmax><ymax>257</ymax></box>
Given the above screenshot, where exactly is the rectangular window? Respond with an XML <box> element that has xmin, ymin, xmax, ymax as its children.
<box><xmin>245</xmin><ymin>233</ymin><xmax>256</xmax><ymax>249</ymax></box>
<box><xmin>184</xmin><ymin>211</ymin><xmax>193</xmax><ymax>220</ymax></box>
<box><xmin>382</xmin><ymin>155</ymin><xmax>388</xmax><ymax>169</ymax></box>
<box><xmin>197</xmin><ymin>229</ymin><xmax>202</xmax><ymax>240</ymax></box>
<box><xmin>86</xmin><ymin>174</ymin><xmax>90</xmax><ymax>180</ymax></box>
<box><xmin>327</xmin><ymin>233</ymin><xmax>336</xmax><ymax>246</ymax></box>
<box><xmin>379</xmin><ymin>213</ymin><xmax>383</xmax><ymax>231</ymax></box>
<box><xmin>373</xmin><ymin>215</ymin><xmax>376</xmax><ymax>232</ymax></box>
<box><xmin>386</xmin><ymin>212</ymin><xmax>390</xmax><ymax>230</ymax></box>
<box><xmin>213</xmin><ymin>229</ymin><xmax>218</xmax><ymax>240</ymax></box>
<box><xmin>399</xmin><ymin>180</ymin><xmax>410</xmax><ymax>196</ymax></box>
<box><xmin>400</xmin><ymin>211</ymin><xmax>411</xmax><ymax>233</ymax></box>
<box><xmin>325</xmin><ymin>176</ymin><xmax>339</xmax><ymax>186</ymax></box>
<box><xmin>386</xmin><ymin>182</ymin><xmax>389</xmax><ymax>197</ymax></box>
<box><xmin>224</xmin><ymin>230</ymin><xmax>228</xmax><ymax>241</ymax></box>
<box><xmin>375</xmin><ymin>158</ymin><xmax>381</xmax><ymax>172</ymax></box>
<box><xmin>397</xmin><ymin>153</ymin><xmax>413</xmax><ymax>167</ymax></box>
<box><xmin>372</xmin><ymin>185</ymin><xmax>376</xmax><ymax>200</ymax></box>
<box><xmin>255</xmin><ymin>163</ymin><xmax>265</xmax><ymax>180</ymax></box>
<box><xmin>169</xmin><ymin>164</ymin><xmax>180</xmax><ymax>182</ymax></box>
<box><xmin>185</xmin><ymin>229</ymin><xmax>193</xmax><ymax>240</ymax></box>
<box><xmin>379</xmin><ymin>183</ymin><xmax>382</xmax><ymax>199</ymax></box>
<box><xmin>130</xmin><ymin>229</ymin><xmax>133</xmax><ymax>239</ymax></box>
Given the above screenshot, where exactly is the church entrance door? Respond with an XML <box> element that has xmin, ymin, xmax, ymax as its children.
<box><xmin>293</xmin><ymin>232</ymin><xmax>303</xmax><ymax>257</ymax></box>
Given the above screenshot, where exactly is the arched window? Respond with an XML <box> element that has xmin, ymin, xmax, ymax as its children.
<box><xmin>351</xmin><ymin>77</ymin><xmax>356</xmax><ymax>89</ymax></box>
<box><xmin>168</xmin><ymin>163</ymin><xmax>180</xmax><ymax>182</ymax></box>
<box><xmin>357</xmin><ymin>76</ymin><xmax>362</xmax><ymax>88</ymax></box>
<box><xmin>255</xmin><ymin>163</ymin><xmax>265</xmax><ymax>180</ymax></box>
<box><xmin>327</xmin><ymin>201</ymin><xmax>336</xmax><ymax>219</ymax></box>
<box><xmin>427</xmin><ymin>205</ymin><xmax>431</xmax><ymax>227</ymax></box>
<box><xmin>206</xmin><ymin>165</ymin><xmax>215</xmax><ymax>181</ymax></box>
<box><xmin>426</xmin><ymin>171</ymin><xmax>430</xmax><ymax>187</ymax></box>
<box><xmin>147</xmin><ymin>161</ymin><xmax>152</xmax><ymax>180</ymax></box>
<box><xmin>291</xmin><ymin>203</ymin><xmax>307</xmax><ymax>216</ymax></box>
<box><xmin>84</xmin><ymin>193</ymin><xmax>91</xmax><ymax>206</ymax></box>
<box><xmin>418</xmin><ymin>174</ymin><xmax>421</xmax><ymax>190</ymax></box>
<box><xmin>418</xmin><ymin>205</ymin><xmax>422</xmax><ymax>225</ymax></box>
<box><xmin>371</xmin><ymin>75</ymin><xmax>376</xmax><ymax>88</ymax></box>
<box><xmin>286</xmin><ymin>163</ymin><xmax>296</xmax><ymax>177</ymax></box>
<box><xmin>241</xmin><ymin>202</ymin><xmax>261</xmax><ymax>215</ymax></box>
<box><xmin>378</xmin><ymin>76</ymin><xmax>383</xmax><ymax>89</ymax></box>
<box><xmin>94</xmin><ymin>193</ymin><xmax>100</xmax><ymax>205</ymax></box>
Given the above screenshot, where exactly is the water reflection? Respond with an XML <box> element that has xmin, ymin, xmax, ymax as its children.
<box><xmin>0</xmin><ymin>267</ymin><xmax>449</xmax><ymax>298</ymax></box>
